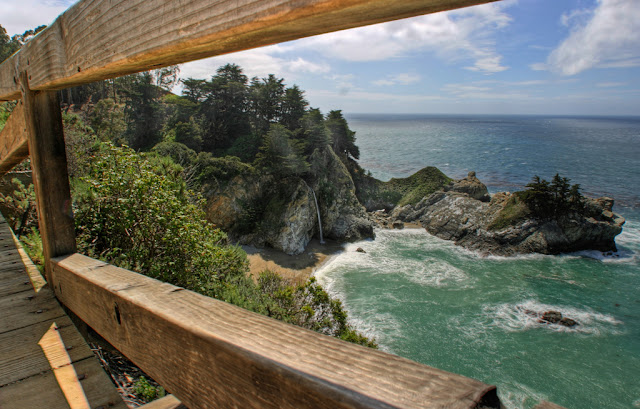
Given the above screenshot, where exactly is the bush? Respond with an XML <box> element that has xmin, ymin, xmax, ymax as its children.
<box><xmin>73</xmin><ymin>142</ymin><xmax>249</xmax><ymax>288</ymax></box>
<box><xmin>0</xmin><ymin>178</ymin><xmax>37</xmax><ymax>236</ymax></box>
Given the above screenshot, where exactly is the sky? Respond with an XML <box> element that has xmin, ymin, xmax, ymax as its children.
<box><xmin>2</xmin><ymin>0</ymin><xmax>640</xmax><ymax>116</ymax></box>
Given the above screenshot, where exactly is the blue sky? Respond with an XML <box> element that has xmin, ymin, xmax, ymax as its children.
<box><xmin>3</xmin><ymin>0</ymin><xmax>640</xmax><ymax>116</ymax></box>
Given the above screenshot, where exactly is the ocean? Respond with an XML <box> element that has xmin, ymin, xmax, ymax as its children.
<box><xmin>314</xmin><ymin>114</ymin><xmax>640</xmax><ymax>409</ymax></box>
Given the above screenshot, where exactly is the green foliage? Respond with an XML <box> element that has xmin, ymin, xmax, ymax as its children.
<box><xmin>133</xmin><ymin>377</ymin><xmax>165</xmax><ymax>403</ymax></box>
<box><xmin>89</xmin><ymin>99</ymin><xmax>126</xmax><ymax>143</ymax></box>
<box><xmin>280</xmin><ymin>85</ymin><xmax>308</xmax><ymax>131</ymax></box>
<box><xmin>152</xmin><ymin>141</ymin><xmax>196</xmax><ymax>167</ymax></box>
<box><xmin>255</xmin><ymin>124</ymin><xmax>309</xmax><ymax>177</ymax></box>
<box><xmin>487</xmin><ymin>193</ymin><xmax>531</xmax><ymax>231</ymax></box>
<box><xmin>385</xmin><ymin>167</ymin><xmax>452</xmax><ymax>206</ymax></box>
<box><xmin>0</xmin><ymin>24</ymin><xmax>24</xmax><ymax>63</ymax></box>
<box><xmin>184</xmin><ymin>152</ymin><xmax>255</xmax><ymax>192</ymax></box>
<box><xmin>256</xmin><ymin>273</ymin><xmax>377</xmax><ymax>348</ymax></box>
<box><xmin>123</xmin><ymin>72</ymin><xmax>164</xmax><ymax>150</ymax></box>
<box><xmin>0</xmin><ymin>178</ymin><xmax>37</xmax><ymax>236</ymax></box>
<box><xmin>73</xmin><ymin>142</ymin><xmax>249</xmax><ymax>287</ymax></box>
<box><xmin>20</xmin><ymin>228</ymin><xmax>45</xmax><ymax>274</ymax></box>
<box><xmin>0</xmin><ymin>101</ymin><xmax>16</xmax><ymax>132</ymax></box>
<box><xmin>63</xmin><ymin>112</ymin><xmax>101</xmax><ymax>178</ymax></box>
<box><xmin>521</xmin><ymin>174</ymin><xmax>585</xmax><ymax>219</ymax></box>
<box><xmin>326</xmin><ymin>110</ymin><xmax>359</xmax><ymax>161</ymax></box>
<box><xmin>225</xmin><ymin>132</ymin><xmax>261</xmax><ymax>162</ymax></box>
<box><xmin>298</xmin><ymin>108</ymin><xmax>330</xmax><ymax>156</ymax></box>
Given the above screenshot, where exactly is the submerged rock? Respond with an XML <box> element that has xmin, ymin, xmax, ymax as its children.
<box><xmin>539</xmin><ymin>311</ymin><xmax>579</xmax><ymax>327</ymax></box>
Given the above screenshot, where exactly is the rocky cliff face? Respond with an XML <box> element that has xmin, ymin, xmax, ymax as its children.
<box><xmin>390</xmin><ymin>172</ymin><xmax>625</xmax><ymax>256</ymax></box>
<box><xmin>206</xmin><ymin>147</ymin><xmax>373</xmax><ymax>255</ymax></box>
<box><xmin>309</xmin><ymin>147</ymin><xmax>374</xmax><ymax>242</ymax></box>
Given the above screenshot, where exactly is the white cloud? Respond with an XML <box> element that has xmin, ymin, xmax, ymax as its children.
<box><xmin>1</xmin><ymin>0</ymin><xmax>72</xmax><ymax>36</ymax></box>
<box><xmin>286</xmin><ymin>2</ymin><xmax>512</xmax><ymax>74</ymax></box>
<box><xmin>373</xmin><ymin>73</ymin><xmax>421</xmax><ymax>86</ymax></box>
<box><xmin>179</xmin><ymin>45</ymin><xmax>329</xmax><ymax>82</ymax></box>
<box><xmin>544</xmin><ymin>0</ymin><xmax>640</xmax><ymax>75</ymax></box>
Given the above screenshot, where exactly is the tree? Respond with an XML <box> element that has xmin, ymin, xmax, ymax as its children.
<box><xmin>326</xmin><ymin>110</ymin><xmax>359</xmax><ymax>160</ymax></box>
<box><xmin>255</xmin><ymin>124</ymin><xmax>308</xmax><ymax>177</ymax></box>
<box><xmin>522</xmin><ymin>174</ymin><xmax>585</xmax><ymax>219</ymax></box>
<box><xmin>0</xmin><ymin>25</ymin><xmax>20</xmax><ymax>63</ymax></box>
<box><xmin>299</xmin><ymin>108</ymin><xmax>330</xmax><ymax>156</ymax></box>
<box><xmin>199</xmin><ymin>64</ymin><xmax>251</xmax><ymax>153</ymax></box>
<box><xmin>90</xmin><ymin>99</ymin><xmax>126</xmax><ymax>143</ymax></box>
<box><xmin>122</xmin><ymin>72</ymin><xmax>164</xmax><ymax>150</ymax></box>
<box><xmin>249</xmin><ymin>74</ymin><xmax>285</xmax><ymax>135</ymax></box>
<box><xmin>280</xmin><ymin>85</ymin><xmax>308</xmax><ymax>131</ymax></box>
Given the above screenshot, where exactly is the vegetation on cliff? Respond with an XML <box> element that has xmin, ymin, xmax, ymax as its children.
<box><xmin>488</xmin><ymin>173</ymin><xmax>585</xmax><ymax>230</ymax></box>
<box><xmin>0</xmin><ymin>44</ymin><xmax>376</xmax><ymax>347</ymax></box>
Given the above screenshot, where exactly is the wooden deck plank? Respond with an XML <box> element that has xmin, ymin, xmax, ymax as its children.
<box><xmin>0</xmin><ymin>316</ymin><xmax>94</xmax><ymax>386</ymax></box>
<box><xmin>0</xmin><ymin>213</ymin><xmax>127</xmax><ymax>409</ymax></box>
<box><xmin>0</xmin><ymin>286</ymin><xmax>66</xmax><ymax>333</ymax></box>
<box><xmin>0</xmin><ymin>356</ymin><xmax>128</xmax><ymax>409</ymax></box>
<box><xmin>0</xmin><ymin>273</ymin><xmax>36</xmax><ymax>297</ymax></box>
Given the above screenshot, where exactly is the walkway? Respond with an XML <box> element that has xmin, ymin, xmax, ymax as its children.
<box><xmin>0</xmin><ymin>213</ymin><xmax>128</xmax><ymax>409</ymax></box>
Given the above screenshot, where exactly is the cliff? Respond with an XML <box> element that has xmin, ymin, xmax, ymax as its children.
<box><xmin>207</xmin><ymin>146</ymin><xmax>373</xmax><ymax>255</ymax></box>
<box><xmin>386</xmin><ymin>171</ymin><xmax>625</xmax><ymax>256</ymax></box>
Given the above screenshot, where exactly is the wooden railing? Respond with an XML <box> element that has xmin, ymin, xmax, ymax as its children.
<box><xmin>0</xmin><ymin>1</ymin><xmax>504</xmax><ymax>408</ymax></box>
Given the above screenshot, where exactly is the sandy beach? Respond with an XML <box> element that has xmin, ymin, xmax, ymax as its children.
<box><xmin>243</xmin><ymin>238</ymin><xmax>345</xmax><ymax>285</ymax></box>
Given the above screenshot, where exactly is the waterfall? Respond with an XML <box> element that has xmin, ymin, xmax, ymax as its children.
<box><xmin>305</xmin><ymin>182</ymin><xmax>325</xmax><ymax>244</ymax></box>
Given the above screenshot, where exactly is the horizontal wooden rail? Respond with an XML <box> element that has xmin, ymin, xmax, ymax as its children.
<box><xmin>0</xmin><ymin>0</ymin><xmax>496</xmax><ymax>101</ymax></box>
<box><xmin>51</xmin><ymin>253</ymin><xmax>499</xmax><ymax>409</ymax></box>
<box><xmin>0</xmin><ymin>101</ymin><xmax>28</xmax><ymax>175</ymax></box>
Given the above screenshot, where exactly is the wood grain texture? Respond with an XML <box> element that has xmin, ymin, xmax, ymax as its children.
<box><xmin>0</xmin><ymin>316</ymin><xmax>93</xmax><ymax>386</ymax></box>
<box><xmin>0</xmin><ymin>0</ymin><xmax>496</xmax><ymax>101</ymax></box>
<box><xmin>0</xmin><ymin>356</ymin><xmax>128</xmax><ymax>409</ymax></box>
<box><xmin>52</xmin><ymin>253</ymin><xmax>501</xmax><ymax>409</ymax></box>
<box><xmin>0</xmin><ymin>212</ymin><xmax>127</xmax><ymax>409</ymax></box>
<box><xmin>0</xmin><ymin>101</ymin><xmax>29</xmax><ymax>175</ymax></box>
<box><xmin>139</xmin><ymin>395</ymin><xmax>187</xmax><ymax>409</ymax></box>
<box><xmin>11</xmin><ymin>229</ymin><xmax>48</xmax><ymax>293</ymax></box>
<box><xmin>21</xmin><ymin>78</ymin><xmax>76</xmax><ymax>280</ymax></box>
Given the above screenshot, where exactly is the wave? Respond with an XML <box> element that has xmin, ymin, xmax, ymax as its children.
<box><xmin>475</xmin><ymin>300</ymin><xmax>623</xmax><ymax>336</ymax></box>
<box><xmin>498</xmin><ymin>381</ymin><xmax>550</xmax><ymax>409</ymax></box>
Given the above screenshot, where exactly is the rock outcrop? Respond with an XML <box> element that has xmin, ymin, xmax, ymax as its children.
<box><xmin>309</xmin><ymin>147</ymin><xmax>374</xmax><ymax>242</ymax></box>
<box><xmin>389</xmin><ymin>172</ymin><xmax>625</xmax><ymax>256</ymax></box>
<box><xmin>207</xmin><ymin>146</ymin><xmax>374</xmax><ymax>255</ymax></box>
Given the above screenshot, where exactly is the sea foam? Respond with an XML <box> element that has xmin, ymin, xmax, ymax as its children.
<box><xmin>477</xmin><ymin>300</ymin><xmax>623</xmax><ymax>335</ymax></box>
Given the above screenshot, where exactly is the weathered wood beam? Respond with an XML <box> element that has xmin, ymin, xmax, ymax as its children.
<box><xmin>0</xmin><ymin>102</ymin><xmax>29</xmax><ymax>175</ymax></box>
<box><xmin>52</xmin><ymin>253</ymin><xmax>501</xmax><ymax>409</ymax></box>
<box><xmin>0</xmin><ymin>0</ymin><xmax>497</xmax><ymax>101</ymax></box>
<box><xmin>21</xmin><ymin>73</ymin><xmax>76</xmax><ymax>280</ymax></box>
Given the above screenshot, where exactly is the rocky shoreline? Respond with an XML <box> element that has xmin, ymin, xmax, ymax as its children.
<box><xmin>371</xmin><ymin>171</ymin><xmax>625</xmax><ymax>256</ymax></box>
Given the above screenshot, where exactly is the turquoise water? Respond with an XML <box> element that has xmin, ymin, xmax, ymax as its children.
<box><xmin>315</xmin><ymin>115</ymin><xmax>640</xmax><ymax>409</ymax></box>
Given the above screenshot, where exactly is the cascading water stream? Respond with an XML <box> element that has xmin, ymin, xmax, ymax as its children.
<box><xmin>305</xmin><ymin>182</ymin><xmax>325</xmax><ymax>244</ymax></box>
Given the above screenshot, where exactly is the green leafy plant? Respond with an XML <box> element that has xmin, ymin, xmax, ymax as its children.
<box><xmin>0</xmin><ymin>178</ymin><xmax>37</xmax><ymax>236</ymax></box>
<box><xmin>133</xmin><ymin>376</ymin><xmax>165</xmax><ymax>402</ymax></box>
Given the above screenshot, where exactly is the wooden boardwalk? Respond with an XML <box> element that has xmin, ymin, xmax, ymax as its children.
<box><xmin>0</xmin><ymin>214</ymin><xmax>128</xmax><ymax>409</ymax></box>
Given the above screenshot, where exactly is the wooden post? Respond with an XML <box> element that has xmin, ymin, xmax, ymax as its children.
<box><xmin>20</xmin><ymin>72</ymin><xmax>76</xmax><ymax>283</ymax></box>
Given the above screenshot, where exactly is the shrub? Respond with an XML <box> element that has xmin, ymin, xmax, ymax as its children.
<box><xmin>0</xmin><ymin>178</ymin><xmax>37</xmax><ymax>236</ymax></box>
<box><xmin>73</xmin><ymin>142</ymin><xmax>249</xmax><ymax>288</ymax></box>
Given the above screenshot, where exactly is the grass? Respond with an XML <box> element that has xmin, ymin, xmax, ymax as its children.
<box><xmin>487</xmin><ymin>193</ymin><xmax>531</xmax><ymax>231</ymax></box>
